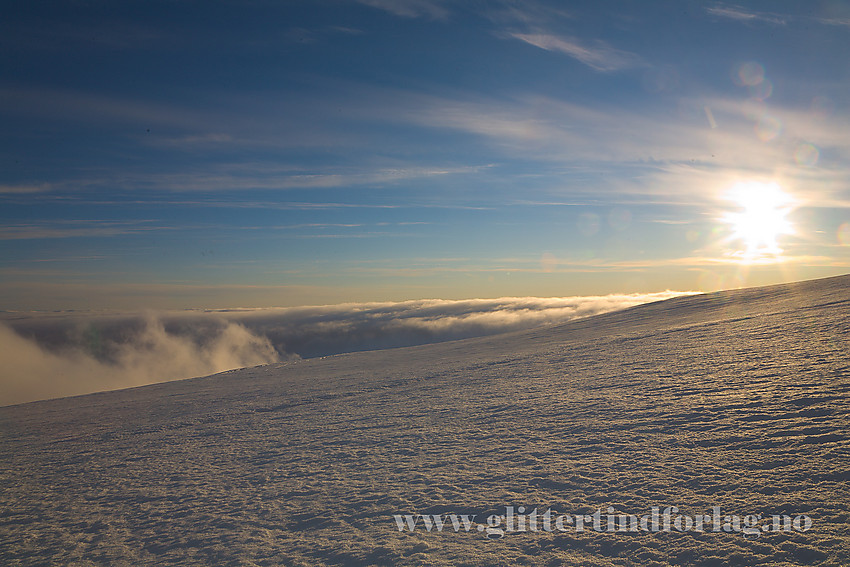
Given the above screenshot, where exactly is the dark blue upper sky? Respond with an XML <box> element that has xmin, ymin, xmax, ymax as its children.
<box><xmin>2</xmin><ymin>0</ymin><xmax>850</xmax><ymax>309</ymax></box>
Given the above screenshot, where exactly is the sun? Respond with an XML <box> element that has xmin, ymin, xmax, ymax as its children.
<box><xmin>721</xmin><ymin>181</ymin><xmax>794</xmax><ymax>260</ymax></box>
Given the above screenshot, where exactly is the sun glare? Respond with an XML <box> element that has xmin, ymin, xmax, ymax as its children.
<box><xmin>722</xmin><ymin>181</ymin><xmax>794</xmax><ymax>260</ymax></box>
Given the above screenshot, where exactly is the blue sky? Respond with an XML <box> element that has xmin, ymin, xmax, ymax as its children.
<box><xmin>2</xmin><ymin>0</ymin><xmax>850</xmax><ymax>310</ymax></box>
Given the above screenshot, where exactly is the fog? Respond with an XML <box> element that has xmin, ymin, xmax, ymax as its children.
<box><xmin>0</xmin><ymin>291</ymin><xmax>692</xmax><ymax>405</ymax></box>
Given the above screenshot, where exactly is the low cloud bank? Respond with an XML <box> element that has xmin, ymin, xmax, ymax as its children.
<box><xmin>0</xmin><ymin>291</ymin><xmax>693</xmax><ymax>405</ymax></box>
<box><xmin>0</xmin><ymin>316</ymin><xmax>279</xmax><ymax>408</ymax></box>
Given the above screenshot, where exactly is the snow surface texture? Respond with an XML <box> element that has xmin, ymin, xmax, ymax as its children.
<box><xmin>1</xmin><ymin>275</ymin><xmax>849</xmax><ymax>566</ymax></box>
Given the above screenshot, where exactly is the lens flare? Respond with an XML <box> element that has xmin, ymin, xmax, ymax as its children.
<box><xmin>839</xmin><ymin>222</ymin><xmax>850</xmax><ymax>246</ymax></box>
<box><xmin>607</xmin><ymin>208</ymin><xmax>632</xmax><ymax>231</ymax></box>
<box><xmin>748</xmin><ymin>78</ymin><xmax>773</xmax><ymax>100</ymax></box>
<box><xmin>794</xmin><ymin>143</ymin><xmax>819</xmax><ymax>167</ymax></box>
<box><xmin>577</xmin><ymin>212</ymin><xmax>601</xmax><ymax>237</ymax></box>
<box><xmin>736</xmin><ymin>61</ymin><xmax>765</xmax><ymax>86</ymax></box>
<box><xmin>755</xmin><ymin>116</ymin><xmax>782</xmax><ymax>141</ymax></box>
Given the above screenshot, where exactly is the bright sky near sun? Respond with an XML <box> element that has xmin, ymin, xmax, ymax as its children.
<box><xmin>2</xmin><ymin>0</ymin><xmax>850</xmax><ymax>310</ymax></box>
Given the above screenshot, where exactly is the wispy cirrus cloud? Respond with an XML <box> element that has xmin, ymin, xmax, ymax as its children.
<box><xmin>486</xmin><ymin>0</ymin><xmax>640</xmax><ymax>73</ymax></box>
<box><xmin>816</xmin><ymin>16</ymin><xmax>850</xmax><ymax>28</ymax></box>
<box><xmin>355</xmin><ymin>0</ymin><xmax>449</xmax><ymax>19</ymax></box>
<box><xmin>389</xmin><ymin>89</ymin><xmax>850</xmax><ymax>205</ymax></box>
<box><xmin>0</xmin><ymin>183</ymin><xmax>52</xmax><ymax>194</ymax></box>
<box><xmin>705</xmin><ymin>4</ymin><xmax>787</xmax><ymax>25</ymax></box>
<box><xmin>0</xmin><ymin>220</ymin><xmax>171</xmax><ymax>240</ymax></box>
<box><xmin>0</xmin><ymin>86</ymin><xmax>207</xmax><ymax>131</ymax></box>
<box><xmin>27</xmin><ymin>163</ymin><xmax>490</xmax><ymax>195</ymax></box>
<box><xmin>235</xmin><ymin>163</ymin><xmax>481</xmax><ymax>190</ymax></box>
<box><xmin>706</xmin><ymin>3</ymin><xmax>850</xmax><ymax>28</ymax></box>
<box><xmin>484</xmin><ymin>0</ymin><xmax>573</xmax><ymax>28</ymax></box>
<box><xmin>509</xmin><ymin>32</ymin><xmax>643</xmax><ymax>72</ymax></box>
<box><xmin>341</xmin><ymin>251</ymin><xmax>850</xmax><ymax>275</ymax></box>
<box><xmin>398</xmin><ymin>93</ymin><xmax>730</xmax><ymax>174</ymax></box>
<box><xmin>354</xmin><ymin>0</ymin><xmax>638</xmax><ymax>72</ymax></box>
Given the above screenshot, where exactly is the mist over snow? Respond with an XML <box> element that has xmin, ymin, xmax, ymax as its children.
<box><xmin>0</xmin><ymin>291</ymin><xmax>692</xmax><ymax>405</ymax></box>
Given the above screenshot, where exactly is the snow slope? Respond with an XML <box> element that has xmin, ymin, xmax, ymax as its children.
<box><xmin>1</xmin><ymin>275</ymin><xmax>849</xmax><ymax>566</ymax></box>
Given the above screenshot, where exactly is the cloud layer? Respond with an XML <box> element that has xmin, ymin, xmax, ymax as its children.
<box><xmin>0</xmin><ymin>317</ymin><xmax>279</xmax><ymax>408</ymax></box>
<box><xmin>1</xmin><ymin>291</ymin><xmax>692</xmax><ymax>406</ymax></box>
